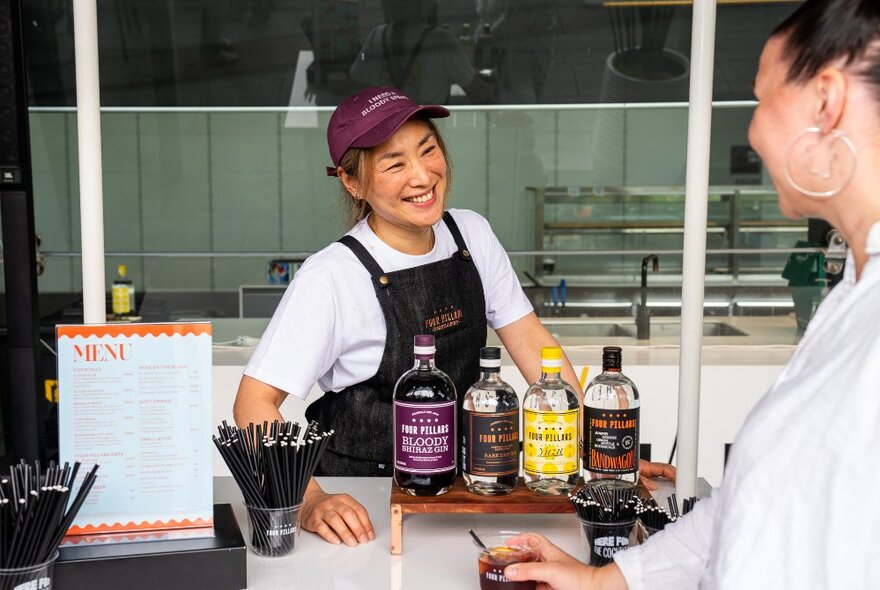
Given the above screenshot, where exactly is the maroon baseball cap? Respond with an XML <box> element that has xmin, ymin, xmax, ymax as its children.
<box><xmin>326</xmin><ymin>87</ymin><xmax>449</xmax><ymax>176</ymax></box>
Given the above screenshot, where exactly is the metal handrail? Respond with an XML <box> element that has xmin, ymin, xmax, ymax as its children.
<box><xmin>27</xmin><ymin>101</ymin><xmax>757</xmax><ymax>114</ymax></box>
<box><xmin>531</xmin><ymin>185</ymin><xmax>776</xmax><ymax>197</ymax></box>
<box><xmin>35</xmin><ymin>247</ymin><xmax>822</xmax><ymax>259</ymax></box>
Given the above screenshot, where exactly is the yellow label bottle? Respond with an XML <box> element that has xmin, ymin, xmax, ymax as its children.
<box><xmin>522</xmin><ymin>346</ymin><xmax>580</xmax><ymax>495</ymax></box>
<box><xmin>111</xmin><ymin>264</ymin><xmax>134</xmax><ymax>316</ymax></box>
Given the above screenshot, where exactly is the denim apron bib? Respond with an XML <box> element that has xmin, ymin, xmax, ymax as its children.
<box><xmin>305</xmin><ymin>212</ymin><xmax>487</xmax><ymax>476</ymax></box>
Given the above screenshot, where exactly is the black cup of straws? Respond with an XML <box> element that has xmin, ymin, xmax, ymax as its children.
<box><xmin>244</xmin><ymin>503</ymin><xmax>302</xmax><ymax>558</ymax></box>
<box><xmin>569</xmin><ymin>483</ymin><xmax>641</xmax><ymax>567</ymax></box>
<box><xmin>577</xmin><ymin>516</ymin><xmax>638</xmax><ymax>567</ymax></box>
<box><xmin>0</xmin><ymin>461</ymin><xmax>98</xmax><ymax>590</ymax></box>
<box><xmin>213</xmin><ymin>420</ymin><xmax>332</xmax><ymax>558</ymax></box>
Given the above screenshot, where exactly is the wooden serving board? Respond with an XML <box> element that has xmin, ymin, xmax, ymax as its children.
<box><xmin>389</xmin><ymin>478</ymin><xmax>574</xmax><ymax>555</ymax></box>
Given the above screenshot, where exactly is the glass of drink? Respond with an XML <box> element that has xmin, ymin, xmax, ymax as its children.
<box><xmin>473</xmin><ymin>531</ymin><xmax>542</xmax><ymax>590</ymax></box>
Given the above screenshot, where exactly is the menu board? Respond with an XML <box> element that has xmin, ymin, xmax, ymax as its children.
<box><xmin>57</xmin><ymin>323</ymin><xmax>213</xmax><ymax>535</ymax></box>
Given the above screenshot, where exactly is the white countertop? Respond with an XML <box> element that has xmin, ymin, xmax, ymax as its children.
<box><xmin>211</xmin><ymin>316</ymin><xmax>799</xmax><ymax>368</ymax></box>
<box><xmin>214</xmin><ymin>476</ymin><xmax>710</xmax><ymax>590</ymax></box>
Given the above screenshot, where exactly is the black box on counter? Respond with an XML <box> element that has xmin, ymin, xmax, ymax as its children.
<box><xmin>55</xmin><ymin>504</ymin><xmax>247</xmax><ymax>590</ymax></box>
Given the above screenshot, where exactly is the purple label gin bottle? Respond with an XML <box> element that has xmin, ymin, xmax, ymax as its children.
<box><xmin>393</xmin><ymin>335</ymin><xmax>457</xmax><ymax>496</ymax></box>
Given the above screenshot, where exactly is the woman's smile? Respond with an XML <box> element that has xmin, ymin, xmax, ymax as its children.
<box><xmin>403</xmin><ymin>187</ymin><xmax>436</xmax><ymax>205</ymax></box>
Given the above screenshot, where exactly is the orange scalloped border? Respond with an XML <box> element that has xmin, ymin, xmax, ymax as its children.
<box><xmin>67</xmin><ymin>516</ymin><xmax>214</xmax><ymax>536</ymax></box>
<box><xmin>63</xmin><ymin>527</ymin><xmax>213</xmax><ymax>545</ymax></box>
<box><xmin>57</xmin><ymin>323</ymin><xmax>212</xmax><ymax>339</ymax></box>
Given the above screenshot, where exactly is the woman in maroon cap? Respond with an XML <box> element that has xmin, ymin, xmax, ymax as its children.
<box><xmin>233</xmin><ymin>87</ymin><xmax>675</xmax><ymax>547</ymax></box>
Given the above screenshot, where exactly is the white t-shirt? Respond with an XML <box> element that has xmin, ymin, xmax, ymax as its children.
<box><xmin>614</xmin><ymin>221</ymin><xmax>880</xmax><ymax>588</ymax></box>
<box><xmin>245</xmin><ymin>209</ymin><xmax>532</xmax><ymax>399</ymax></box>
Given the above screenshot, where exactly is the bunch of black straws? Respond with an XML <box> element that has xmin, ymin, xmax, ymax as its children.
<box><xmin>667</xmin><ymin>493</ymin><xmax>700</xmax><ymax>519</ymax></box>
<box><xmin>213</xmin><ymin>420</ymin><xmax>333</xmax><ymax>556</ymax></box>
<box><xmin>634</xmin><ymin>494</ymin><xmax>702</xmax><ymax>534</ymax></box>
<box><xmin>0</xmin><ymin>461</ymin><xmax>99</xmax><ymax>586</ymax></box>
<box><xmin>634</xmin><ymin>496</ymin><xmax>672</xmax><ymax>532</ymax></box>
<box><xmin>569</xmin><ymin>485</ymin><xmax>639</xmax><ymax>524</ymax></box>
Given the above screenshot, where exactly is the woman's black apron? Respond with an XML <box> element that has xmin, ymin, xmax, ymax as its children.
<box><xmin>305</xmin><ymin>212</ymin><xmax>487</xmax><ymax>476</ymax></box>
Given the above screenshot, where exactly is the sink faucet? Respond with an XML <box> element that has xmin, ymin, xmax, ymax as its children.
<box><xmin>637</xmin><ymin>255</ymin><xmax>659</xmax><ymax>339</ymax></box>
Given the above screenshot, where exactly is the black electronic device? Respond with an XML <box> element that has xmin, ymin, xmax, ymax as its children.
<box><xmin>0</xmin><ymin>0</ymin><xmax>42</xmax><ymax>462</ymax></box>
<box><xmin>55</xmin><ymin>504</ymin><xmax>247</xmax><ymax>590</ymax></box>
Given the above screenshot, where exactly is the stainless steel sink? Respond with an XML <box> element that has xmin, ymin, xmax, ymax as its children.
<box><xmin>645</xmin><ymin>321</ymin><xmax>749</xmax><ymax>337</ymax></box>
<box><xmin>541</xmin><ymin>321</ymin><xmax>748</xmax><ymax>338</ymax></box>
<box><xmin>544</xmin><ymin>323</ymin><xmax>636</xmax><ymax>338</ymax></box>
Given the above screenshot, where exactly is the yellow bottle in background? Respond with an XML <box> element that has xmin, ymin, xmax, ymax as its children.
<box><xmin>111</xmin><ymin>264</ymin><xmax>135</xmax><ymax>317</ymax></box>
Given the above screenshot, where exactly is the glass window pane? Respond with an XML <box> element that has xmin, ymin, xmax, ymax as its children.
<box><xmin>20</xmin><ymin>0</ymin><xmax>820</xmax><ymax>342</ymax></box>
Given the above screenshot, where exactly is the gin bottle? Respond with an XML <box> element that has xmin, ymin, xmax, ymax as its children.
<box><xmin>393</xmin><ymin>335</ymin><xmax>457</xmax><ymax>496</ymax></box>
<box><xmin>461</xmin><ymin>347</ymin><xmax>519</xmax><ymax>495</ymax></box>
<box><xmin>523</xmin><ymin>346</ymin><xmax>580</xmax><ymax>495</ymax></box>
<box><xmin>583</xmin><ymin>346</ymin><xmax>640</xmax><ymax>489</ymax></box>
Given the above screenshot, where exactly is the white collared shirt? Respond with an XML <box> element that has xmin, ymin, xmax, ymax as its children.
<box><xmin>615</xmin><ymin>221</ymin><xmax>880</xmax><ymax>589</ymax></box>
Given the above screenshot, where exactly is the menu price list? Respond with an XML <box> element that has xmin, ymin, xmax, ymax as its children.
<box><xmin>58</xmin><ymin>324</ymin><xmax>212</xmax><ymax>531</ymax></box>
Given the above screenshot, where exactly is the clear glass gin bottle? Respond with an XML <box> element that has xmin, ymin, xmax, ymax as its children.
<box><xmin>461</xmin><ymin>347</ymin><xmax>519</xmax><ymax>495</ymax></box>
<box><xmin>583</xmin><ymin>346</ymin><xmax>640</xmax><ymax>489</ymax></box>
<box><xmin>522</xmin><ymin>346</ymin><xmax>580</xmax><ymax>495</ymax></box>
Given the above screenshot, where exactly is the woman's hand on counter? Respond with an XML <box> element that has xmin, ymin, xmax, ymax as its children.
<box><xmin>638</xmin><ymin>459</ymin><xmax>676</xmax><ymax>491</ymax></box>
<box><xmin>503</xmin><ymin>533</ymin><xmax>627</xmax><ymax>590</ymax></box>
<box><xmin>301</xmin><ymin>480</ymin><xmax>375</xmax><ymax>546</ymax></box>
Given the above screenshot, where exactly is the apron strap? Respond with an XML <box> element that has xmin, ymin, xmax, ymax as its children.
<box><xmin>442</xmin><ymin>211</ymin><xmax>473</xmax><ymax>260</ymax></box>
<box><xmin>338</xmin><ymin>212</ymin><xmax>472</xmax><ymax>286</ymax></box>
<box><xmin>337</xmin><ymin>235</ymin><xmax>391</xmax><ymax>287</ymax></box>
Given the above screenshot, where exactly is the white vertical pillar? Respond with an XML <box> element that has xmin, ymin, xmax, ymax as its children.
<box><xmin>73</xmin><ymin>0</ymin><xmax>106</xmax><ymax>324</ymax></box>
<box><xmin>676</xmin><ymin>0</ymin><xmax>717</xmax><ymax>505</ymax></box>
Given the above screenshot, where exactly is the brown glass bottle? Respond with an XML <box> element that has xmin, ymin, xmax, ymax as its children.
<box><xmin>393</xmin><ymin>335</ymin><xmax>457</xmax><ymax>496</ymax></box>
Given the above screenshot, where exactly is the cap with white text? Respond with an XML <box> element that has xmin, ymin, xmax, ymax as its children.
<box><xmin>326</xmin><ymin>87</ymin><xmax>449</xmax><ymax>176</ymax></box>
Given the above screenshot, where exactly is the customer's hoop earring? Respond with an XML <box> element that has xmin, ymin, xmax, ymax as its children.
<box><xmin>784</xmin><ymin>127</ymin><xmax>856</xmax><ymax>199</ymax></box>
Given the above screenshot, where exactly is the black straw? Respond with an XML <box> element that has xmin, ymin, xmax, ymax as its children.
<box><xmin>469</xmin><ymin>529</ymin><xmax>487</xmax><ymax>549</ymax></box>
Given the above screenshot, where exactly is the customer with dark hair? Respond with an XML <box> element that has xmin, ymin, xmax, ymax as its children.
<box><xmin>505</xmin><ymin>0</ymin><xmax>880</xmax><ymax>587</ymax></box>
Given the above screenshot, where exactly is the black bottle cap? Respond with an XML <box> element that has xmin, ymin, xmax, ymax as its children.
<box><xmin>480</xmin><ymin>347</ymin><xmax>501</xmax><ymax>360</ymax></box>
<box><xmin>479</xmin><ymin>347</ymin><xmax>502</xmax><ymax>371</ymax></box>
<box><xmin>602</xmin><ymin>346</ymin><xmax>622</xmax><ymax>371</ymax></box>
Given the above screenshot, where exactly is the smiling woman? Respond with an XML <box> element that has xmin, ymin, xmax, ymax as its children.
<box><xmin>230</xmin><ymin>86</ymin><xmax>674</xmax><ymax>548</ymax></box>
<box><xmin>338</xmin><ymin>119</ymin><xmax>448</xmax><ymax>255</ymax></box>
<box><xmin>330</xmin><ymin>91</ymin><xmax>453</xmax><ymax>236</ymax></box>
<box><xmin>230</xmin><ymin>85</ymin><xmax>677</xmax><ymax>551</ymax></box>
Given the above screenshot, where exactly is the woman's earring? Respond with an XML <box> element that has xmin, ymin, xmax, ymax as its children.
<box><xmin>784</xmin><ymin>127</ymin><xmax>856</xmax><ymax>199</ymax></box>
